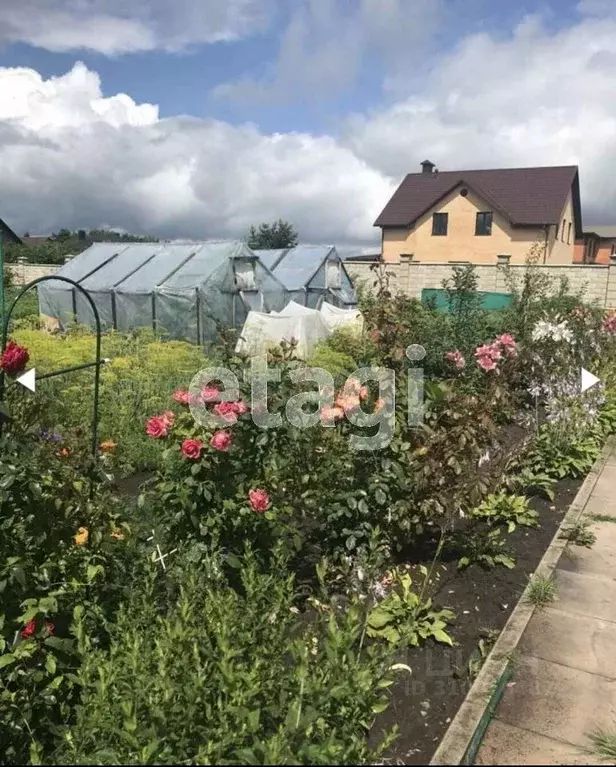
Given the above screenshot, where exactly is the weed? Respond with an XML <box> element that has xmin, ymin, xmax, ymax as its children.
<box><xmin>466</xmin><ymin>628</ymin><xmax>500</xmax><ymax>682</ymax></box>
<box><xmin>525</xmin><ymin>574</ymin><xmax>556</xmax><ymax>609</ymax></box>
<box><xmin>585</xmin><ymin>729</ymin><xmax>616</xmax><ymax>762</ymax></box>
<box><xmin>559</xmin><ymin>520</ymin><xmax>596</xmax><ymax>548</ymax></box>
<box><xmin>588</xmin><ymin>513</ymin><xmax>616</xmax><ymax>524</ymax></box>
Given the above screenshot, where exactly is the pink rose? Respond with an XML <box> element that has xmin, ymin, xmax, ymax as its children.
<box><xmin>444</xmin><ymin>350</ymin><xmax>466</xmax><ymax>370</ymax></box>
<box><xmin>476</xmin><ymin>355</ymin><xmax>498</xmax><ymax>372</ymax></box>
<box><xmin>494</xmin><ymin>333</ymin><xmax>518</xmax><ymax>357</ymax></box>
<box><xmin>232</xmin><ymin>400</ymin><xmax>249</xmax><ymax>416</ymax></box>
<box><xmin>146</xmin><ymin>416</ymin><xmax>168</xmax><ymax>439</ymax></box>
<box><xmin>359</xmin><ymin>386</ymin><xmax>369</xmax><ymax>401</ymax></box>
<box><xmin>321</xmin><ymin>406</ymin><xmax>345</xmax><ymax>421</ymax></box>
<box><xmin>249</xmin><ymin>488</ymin><xmax>271</xmax><ymax>513</ymax></box>
<box><xmin>201</xmin><ymin>386</ymin><xmax>220</xmax><ymax>403</ymax></box>
<box><xmin>181</xmin><ymin>438</ymin><xmax>203</xmax><ymax>460</ymax></box>
<box><xmin>210</xmin><ymin>430</ymin><xmax>232</xmax><ymax>451</ymax></box>
<box><xmin>172</xmin><ymin>389</ymin><xmax>190</xmax><ymax>405</ymax></box>
<box><xmin>161</xmin><ymin>411</ymin><xmax>175</xmax><ymax>428</ymax></box>
<box><xmin>214</xmin><ymin>401</ymin><xmax>238</xmax><ymax>425</ymax></box>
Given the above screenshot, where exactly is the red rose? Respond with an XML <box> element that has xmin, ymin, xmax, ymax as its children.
<box><xmin>172</xmin><ymin>389</ymin><xmax>190</xmax><ymax>405</ymax></box>
<box><xmin>1</xmin><ymin>340</ymin><xmax>29</xmax><ymax>376</ymax></box>
<box><xmin>214</xmin><ymin>401</ymin><xmax>238</xmax><ymax>425</ymax></box>
<box><xmin>20</xmin><ymin>619</ymin><xmax>36</xmax><ymax>639</ymax></box>
<box><xmin>248</xmin><ymin>488</ymin><xmax>271</xmax><ymax>513</ymax></box>
<box><xmin>181</xmin><ymin>438</ymin><xmax>203</xmax><ymax>460</ymax></box>
<box><xmin>146</xmin><ymin>416</ymin><xmax>168</xmax><ymax>439</ymax></box>
<box><xmin>210</xmin><ymin>430</ymin><xmax>232</xmax><ymax>451</ymax></box>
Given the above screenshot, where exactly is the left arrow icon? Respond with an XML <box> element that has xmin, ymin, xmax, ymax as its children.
<box><xmin>17</xmin><ymin>368</ymin><xmax>36</xmax><ymax>392</ymax></box>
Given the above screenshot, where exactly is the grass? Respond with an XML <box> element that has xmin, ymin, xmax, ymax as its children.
<box><xmin>524</xmin><ymin>574</ymin><xmax>557</xmax><ymax>609</ymax></box>
<box><xmin>588</xmin><ymin>513</ymin><xmax>616</xmax><ymax>524</ymax></box>
<box><xmin>586</xmin><ymin>729</ymin><xmax>616</xmax><ymax>762</ymax></box>
<box><xmin>559</xmin><ymin>520</ymin><xmax>597</xmax><ymax>548</ymax></box>
<box><xmin>10</xmin><ymin>325</ymin><xmax>210</xmax><ymax>475</ymax></box>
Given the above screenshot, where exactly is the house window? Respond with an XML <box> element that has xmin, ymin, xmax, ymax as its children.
<box><xmin>432</xmin><ymin>212</ymin><xmax>448</xmax><ymax>236</ymax></box>
<box><xmin>611</xmin><ymin>244</ymin><xmax>616</xmax><ymax>257</ymax></box>
<box><xmin>475</xmin><ymin>212</ymin><xmax>492</xmax><ymax>236</ymax></box>
<box><xmin>567</xmin><ymin>222</ymin><xmax>572</xmax><ymax>245</ymax></box>
<box><xmin>561</xmin><ymin>221</ymin><xmax>566</xmax><ymax>242</ymax></box>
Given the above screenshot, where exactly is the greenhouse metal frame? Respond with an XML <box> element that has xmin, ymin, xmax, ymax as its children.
<box><xmin>38</xmin><ymin>240</ymin><xmax>289</xmax><ymax>344</ymax></box>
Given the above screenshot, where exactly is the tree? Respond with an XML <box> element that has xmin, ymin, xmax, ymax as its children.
<box><xmin>247</xmin><ymin>219</ymin><xmax>299</xmax><ymax>250</ymax></box>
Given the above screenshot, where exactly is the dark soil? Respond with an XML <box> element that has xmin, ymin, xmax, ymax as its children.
<box><xmin>369</xmin><ymin>476</ymin><xmax>581</xmax><ymax>765</ymax></box>
<box><xmin>114</xmin><ymin>471</ymin><xmax>153</xmax><ymax>498</ymax></box>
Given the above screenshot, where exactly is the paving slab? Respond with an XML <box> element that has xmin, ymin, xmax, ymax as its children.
<box><xmin>587</xmin><ymin>465</ymin><xmax>616</xmax><ymax>499</ymax></box>
<box><xmin>476</xmin><ymin>720</ymin><xmax>601</xmax><ymax>766</ymax></box>
<box><xmin>559</xmin><ymin>521</ymin><xmax>616</xmax><ymax>580</ymax></box>
<box><xmin>582</xmin><ymin>493</ymin><xmax>616</xmax><ymax>518</ymax></box>
<box><xmin>496</xmin><ymin>655</ymin><xmax>616</xmax><ymax>747</ymax></box>
<box><xmin>552</xmin><ymin>568</ymin><xmax>616</xmax><ymax>623</ymax></box>
<box><xmin>519</xmin><ymin>606</ymin><xmax>616</xmax><ymax>678</ymax></box>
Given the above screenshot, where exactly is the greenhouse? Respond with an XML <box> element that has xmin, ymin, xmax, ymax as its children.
<box><xmin>255</xmin><ymin>245</ymin><xmax>356</xmax><ymax>308</ymax></box>
<box><xmin>37</xmin><ymin>240</ymin><xmax>288</xmax><ymax>343</ymax></box>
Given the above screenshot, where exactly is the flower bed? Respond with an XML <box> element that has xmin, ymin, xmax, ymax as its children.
<box><xmin>2</xmin><ymin>262</ymin><xmax>616</xmax><ymax>763</ymax></box>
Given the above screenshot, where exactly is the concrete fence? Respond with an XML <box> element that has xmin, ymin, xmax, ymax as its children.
<box><xmin>346</xmin><ymin>255</ymin><xmax>616</xmax><ymax>310</ymax></box>
<box><xmin>6</xmin><ymin>260</ymin><xmax>60</xmax><ymax>286</ymax></box>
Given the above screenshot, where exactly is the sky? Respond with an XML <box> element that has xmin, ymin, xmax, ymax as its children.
<box><xmin>0</xmin><ymin>0</ymin><xmax>614</xmax><ymax>250</ymax></box>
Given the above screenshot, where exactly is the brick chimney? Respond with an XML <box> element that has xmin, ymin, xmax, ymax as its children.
<box><xmin>421</xmin><ymin>159</ymin><xmax>435</xmax><ymax>174</ymax></box>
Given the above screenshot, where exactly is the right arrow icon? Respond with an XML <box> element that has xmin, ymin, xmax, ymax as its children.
<box><xmin>581</xmin><ymin>368</ymin><xmax>601</xmax><ymax>393</ymax></box>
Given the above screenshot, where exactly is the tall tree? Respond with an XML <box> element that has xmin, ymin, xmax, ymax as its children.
<box><xmin>247</xmin><ymin>219</ymin><xmax>299</xmax><ymax>250</ymax></box>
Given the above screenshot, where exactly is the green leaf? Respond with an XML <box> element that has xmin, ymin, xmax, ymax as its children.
<box><xmin>45</xmin><ymin>654</ymin><xmax>57</xmax><ymax>675</ymax></box>
<box><xmin>44</xmin><ymin>637</ymin><xmax>75</xmax><ymax>654</ymax></box>
<box><xmin>432</xmin><ymin>629</ymin><xmax>453</xmax><ymax>646</ymax></box>
<box><xmin>0</xmin><ymin>653</ymin><xmax>17</xmax><ymax>669</ymax></box>
<box><xmin>368</xmin><ymin>608</ymin><xmax>393</xmax><ymax>629</ymax></box>
<box><xmin>372</xmin><ymin>699</ymin><xmax>389</xmax><ymax>714</ymax></box>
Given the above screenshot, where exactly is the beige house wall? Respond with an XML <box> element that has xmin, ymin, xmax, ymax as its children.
<box><xmin>347</xmin><ymin>259</ymin><xmax>616</xmax><ymax>309</ymax></box>
<box><xmin>381</xmin><ymin>185</ymin><xmax>576</xmax><ymax>266</ymax></box>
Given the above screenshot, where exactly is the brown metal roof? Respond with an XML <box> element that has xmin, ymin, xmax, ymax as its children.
<box><xmin>374</xmin><ymin>165</ymin><xmax>581</xmax><ymax>235</ymax></box>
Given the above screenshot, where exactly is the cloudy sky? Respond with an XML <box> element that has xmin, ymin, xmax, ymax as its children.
<box><xmin>0</xmin><ymin>0</ymin><xmax>614</xmax><ymax>249</ymax></box>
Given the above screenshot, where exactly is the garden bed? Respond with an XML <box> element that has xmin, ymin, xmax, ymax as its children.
<box><xmin>370</xmin><ymin>476</ymin><xmax>581</xmax><ymax>765</ymax></box>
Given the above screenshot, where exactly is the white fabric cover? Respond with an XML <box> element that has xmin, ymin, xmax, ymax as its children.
<box><xmin>319</xmin><ymin>302</ymin><xmax>363</xmax><ymax>332</ymax></box>
<box><xmin>235</xmin><ymin>300</ymin><xmax>363</xmax><ymax>359</ymax></box>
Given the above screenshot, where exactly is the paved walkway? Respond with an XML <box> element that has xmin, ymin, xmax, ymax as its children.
<box><xmin>477</xmin><ymin>440</ymin><xmax>616</xmax><ymax>765</ymax></box>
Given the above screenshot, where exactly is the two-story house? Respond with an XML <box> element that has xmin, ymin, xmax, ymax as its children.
<box><xmin>374</xmin><ymin>161</ymin><xmax>582</xmax><ymax>265</ymax></box>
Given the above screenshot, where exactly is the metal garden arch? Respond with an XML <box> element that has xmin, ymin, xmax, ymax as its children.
<box><xmin>0</xmin><ymin>275</ymin><xmax>107</xmax><ymax>459</ymax></box>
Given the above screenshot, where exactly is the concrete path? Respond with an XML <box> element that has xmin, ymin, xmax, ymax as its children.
<box><xmin>477</xmin><ymin>442</ymin><xmax>616</xmax><ymax>765</ymax></box>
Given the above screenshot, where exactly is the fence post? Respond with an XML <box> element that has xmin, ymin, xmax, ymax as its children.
<box><xmin>496</xmin><ymin>254</ymin><xmax>511</xmax><ymax>293</ymax></box>
<box><xmin>606</xmin><ymin>254</ymin><xmax>616</xmax><ymax>311</ymax></box>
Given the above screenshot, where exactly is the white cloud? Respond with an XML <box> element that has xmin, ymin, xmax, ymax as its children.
<box><xmin>343</xmin><ymin>10</ymin><xmax>616</xmax><ymax>225</ymax></box>
<box><xmin>0</xmin><ymin>0</ymin><xmax>271</xmax><ymax>55</ymax></box>
<box><xmin>0</xmin><ymin>63</ymin><xmax>391</xmax><ymax>246</ymax></box>
<box><xmin>213</xmin><ymin>0</ymin><xmax>444</xmax><ymax>105</ymax></box>
<box><xmin>4</xmin><ymin>6</ymin><xmax>616</xmax><ymax>249</ymax></box>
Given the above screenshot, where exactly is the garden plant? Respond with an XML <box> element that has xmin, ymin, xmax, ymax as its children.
<box><xmin>2</xmin><ymin>261</ymin><xmax>616</xmax><ymax>764</ymax></box>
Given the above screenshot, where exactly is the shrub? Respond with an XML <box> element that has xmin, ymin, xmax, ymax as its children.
<box><xmin>54</xmin><ymin>547</ymin><xmax>400</xmax><ymax>765</ymax></box>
